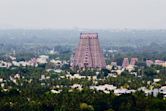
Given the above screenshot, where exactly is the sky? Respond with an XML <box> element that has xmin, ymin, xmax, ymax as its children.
<box><xmin>0</xmin><ymin>0</ymin><xmax>166</xmax><ymax>29</ymax></box>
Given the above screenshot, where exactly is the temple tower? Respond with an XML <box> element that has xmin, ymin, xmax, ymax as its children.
<box><xmin>72</xmin><ymin>33</ymin><xmax>106</xmax><ymax>68</ymax></box>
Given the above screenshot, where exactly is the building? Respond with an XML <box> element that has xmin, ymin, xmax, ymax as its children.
<box><xmin>71</xmin><ymin>33</ymin><xmax>106</xmax><ymax>68</ymax></box>
<box><xmin>146</xmin><ymin>60</ymin><xmax>154</xmax><ymax>67</ymax></box>
<box><xmin>155</xmin><ymin>60</ymin><xmax>165</xmax><ymax>66</ymax></box>
<box><xmin>122</xmin><ymin>58</ymin><xmax>129</xmax><ymax>68</ymax></box>
<box><xmin>130</xmin><ymin>58</ymin><xmax>138</xmax><ymax>66</ymax></box>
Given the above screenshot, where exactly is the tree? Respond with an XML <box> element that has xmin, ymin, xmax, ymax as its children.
<box><xmin>144</xmin><ymin>67</ymin><xmax>157</xmax><ymax>77</ymax></box>
<box><xmin>80</xmin><ymin>103</ymin><xmax>94</xmax><ymax>111</ymax></box>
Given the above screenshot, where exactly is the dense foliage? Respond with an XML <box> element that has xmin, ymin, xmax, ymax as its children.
<box><xmin>0</xmin><ymin>88</ymin><xmax>166</xmax><ymax>111</ymax></box>
<box><xmin>0</xmin><ymin>66</ymin><xmax>166</xmax><ymax>111</ymax></box>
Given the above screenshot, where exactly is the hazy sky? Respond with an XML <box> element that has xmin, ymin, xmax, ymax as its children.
<box><xmin>0</xmin><ymin>0</ymin><xmax>165</xmax><ymax>29</ymax></box>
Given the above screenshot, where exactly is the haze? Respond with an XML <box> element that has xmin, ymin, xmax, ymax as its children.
<box><xmin>0</xmin><ymin>0</ymin><xmax>166</xmax><ymax>29</ymax></box>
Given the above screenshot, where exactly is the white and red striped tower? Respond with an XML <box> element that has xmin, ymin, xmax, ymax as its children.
<box><xmin>130</xmin><ymin>58</ymin><xmax>138</xmax><ymax>66</ymax></box>
<box><xmin>122</xmin><ymin>58</ymin><xmax>129</xmax><ymax>68</ymax></box>
<box><xmin>72</xmin><ymin>33</ymin><xmax>106</xmax><ymax>68</ymax></box>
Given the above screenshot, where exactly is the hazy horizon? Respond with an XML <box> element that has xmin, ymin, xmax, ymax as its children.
<box><xmin>0</xmin><ymin>0</ymin><xmax>166</xmax><ymax>30</ymax></box>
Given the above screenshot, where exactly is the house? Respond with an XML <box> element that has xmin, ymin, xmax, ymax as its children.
<box><xmin>146</xmin><ymin>60</ymin><xmax>154</xmax><ymax>67</ymax></box>
<box><xmin>51</xmin><ymin>89</ymin><xmax>62</xmax><ymax>94</ymax></box>
<box><xmin>90</xmin><ymin>84</ymin><xmax>117</xmax><ymax>93</ymax></box>
<box><xmin>71</xmin><ymin>84</ymin><xmax>82</xmax><ymax>90</ymax></box>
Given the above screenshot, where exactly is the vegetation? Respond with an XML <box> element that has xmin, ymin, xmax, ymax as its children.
<box><xmin>0</xmin><ymin>66</ymin><xmax>166</xmax><ymax>110</ymax></box>
<box><xmin>0</xmin><ymin>88</ymin><xmax>166</xmax><ymax>111</ymax></box>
